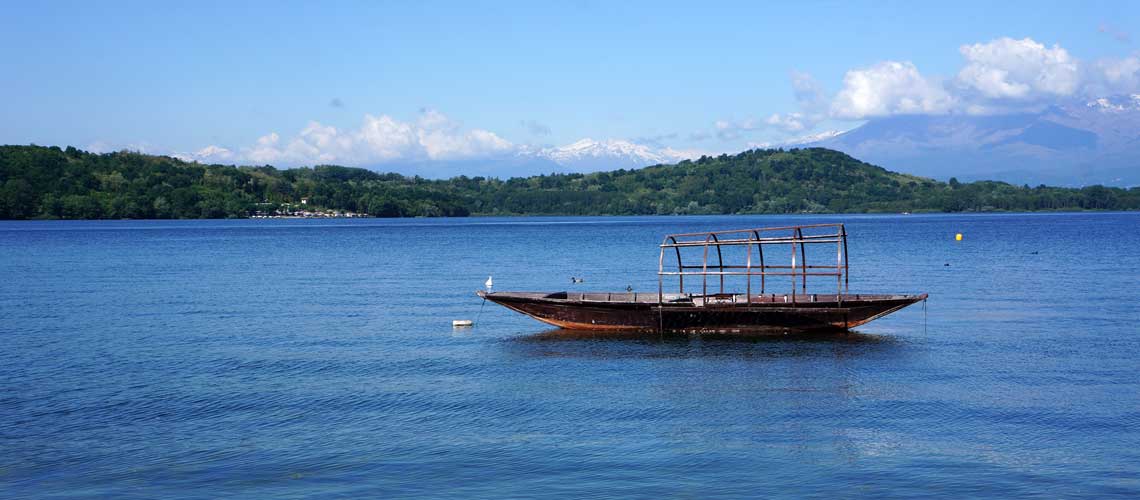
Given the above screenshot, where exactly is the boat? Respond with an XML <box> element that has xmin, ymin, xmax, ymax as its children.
<box><xmin>478</xmin><ymin>223</ymin><xmax>927</xmax><ymax>334</ymax></box>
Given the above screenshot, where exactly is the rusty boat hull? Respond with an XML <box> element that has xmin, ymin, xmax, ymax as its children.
<box><xmin>478</xmin><ymin>291</ymin><xmax>927</xmax><ymax>334</ymax></box>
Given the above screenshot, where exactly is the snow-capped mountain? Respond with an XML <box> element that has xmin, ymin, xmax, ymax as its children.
<box><xmin>520</xmin><ymin>138</ymin><xmax>697</xmax><ymax>171</ymax></box>
<box><xmin>384</xmin><ymin>139</ymin><xmax>704</xmax><ymax>179</ymax></box>
<box><xmin>1085</xmin><ymin>94</ymin><xmax>1140</xmax><ymax>113</ymax></box>
<box><xmin>786</xmin><ymin>130</ymin><xmax>846</xmax><ymax>145</ymax></box>
<box><xmin>808</xmin><ymin>95</ymin><xmax>1140</xmax><ymax>186</ymax></box>
<box><xmin>750</xmin><ymin>130</ymin><xmax>847</xmax><ymax>149</ymax></box>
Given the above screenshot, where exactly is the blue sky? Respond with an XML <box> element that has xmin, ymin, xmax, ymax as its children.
<box><xmin>2</xmin><ymin>1</ymin><xmax>1138</xmax><ymax>169</ymax></box>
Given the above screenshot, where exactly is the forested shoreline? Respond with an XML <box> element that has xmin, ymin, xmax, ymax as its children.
<box><xmin>0</xmin><ymin>144</ymin><xmax>1136</xmax><ymax>219</ymax></box>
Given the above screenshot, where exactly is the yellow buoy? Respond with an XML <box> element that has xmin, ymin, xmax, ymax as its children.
<box><xmin>955</xmin><ymin>233</ymin><xmax>963</xmax><ymax>241</ymax></box>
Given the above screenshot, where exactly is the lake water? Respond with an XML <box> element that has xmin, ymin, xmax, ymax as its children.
<box><xmin>2</xmin><ymin>213</ymin><xmax>1138</xmax><ymax>498</ymax></box>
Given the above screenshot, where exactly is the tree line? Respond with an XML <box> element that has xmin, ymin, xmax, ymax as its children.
<box><xmin>0</xmin><ymin>144</ymin><xmax>1136</xmax><ymax>219</ymax></box>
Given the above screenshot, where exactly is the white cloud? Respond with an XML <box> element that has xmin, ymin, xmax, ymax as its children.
<box><xmin>178</xmin><ymin>109</ymin><xmax>702</xmax><ymax>173</ymax></box>
<box><xmin>956</xmin><ymin>37</ymin><xmax>1080</xmax><ymax>100</ymax></box>
<box><xmin>190</xmin><ymin>109</ymin><xmax>513</xmax><ymax>166</ymax></box>
<box><xmin>415</xmin><ymin>110</ymin><xmax>513</xmax><ymax>160</ymax></box>
<box><xmin>764</xmin><ymin>112</ymin><xmax>808</xmax><ymax>132</ymax></box>
<box><xmin>1092</xmin><ymin>53</ymin><xmax>1140</xmax><ymax>95</ymax></box>
<box><xmin>152</xmin><ymin>35</ymin><xmax>1140</xmax><ymax>172</ymax></box>
<box><xmin>708</xmin><ymin>71</ymin><xmax>830</xmax><ymax>140</ymax></box>
<box><xmin>831</xmin><ymin>61</ymin><xmax>955</xmax><ymax>119</ymax></box>
<box><xmin>357</xmin><ymin>115</ymin><xmax>419</xmax><ymax>161</ymax></box>
<box><xmin>786</xmin><ymin>70</ymin><xmax>829</xmax><ymax>131</ymax></box>
<box><xmin>790</xmin><ymin>70</ymin><xmax>828</xmax><ymax>113</ymax></box>
<box><xmin>816</xmin><ymin>38</ymin><xmax>1115</xmax><ymax>122</ymax></box>
<box><xmin>714</xmin><ymin>118</ymin><xmax>761</xmax><ymax>140</ymax></box>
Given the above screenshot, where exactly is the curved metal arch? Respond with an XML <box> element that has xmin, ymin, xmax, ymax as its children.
<box><xmin>795</xmin><ymin>226</ymin><xmax>808</xmax><ymax>293</ymax></box>
<box><xmin>752</xmin><ymin>229</ymin><xmax>765</xmax><ymax>293</ymax></box>
<box><xmin>659</xmin><ymin>235</ymin><xmax>685</xmax><ymax>304</ymax></box>
<box><xmin>745</xmin><ymin>230</ymin><xmax>756</xmax><ymax>301</ymax></box>
<box><xmin>841</xmin><ymin>224</ymin><xmax>849</xmax><ymax>290</ymax></box>
<box><xmin>669</xmin><ymin>236</ymin><xmax>682</xmax><ymax>291</ymax></box>
<box><xmin>657</xmin><ymin>223</ymin><xmax>849</xmax><ymax>303</ymax></box>
<box><xmin>700</xmin><ymin>233</ymin><xmax>717</xmax><ymax>297</ymax></box>
<box><xmin>707</xmin><ymin>233</ymin><xmax>725</xmax><ymax>294</ymax></box>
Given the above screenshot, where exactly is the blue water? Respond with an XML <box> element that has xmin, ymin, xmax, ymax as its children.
<box><xmin>2</xmin><ymin>213</ymin><xmax>1138</xmax><ymax>498</ymax></box>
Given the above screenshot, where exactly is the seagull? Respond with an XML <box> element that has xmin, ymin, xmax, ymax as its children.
<box><xmin>571</xmin><ymin>276</ymin><xmax>584</xmax><ymax>284</ymax></box>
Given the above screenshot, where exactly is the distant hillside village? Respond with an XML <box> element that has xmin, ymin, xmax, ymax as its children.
<box><xmin>0</xmin><ymin>144</ymin><xmax>1137</xmax><ymax>220</ymax></box>
<box><xmin>251</xmin><ymin>198</ymin><xmax>369</xmax><ymax>218</ymax></box>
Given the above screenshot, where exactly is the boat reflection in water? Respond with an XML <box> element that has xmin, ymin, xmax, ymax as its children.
<box><xmin>480</xmin><ymin>224</ymin><xmax>927</xmax><ymax>335</ymax></box>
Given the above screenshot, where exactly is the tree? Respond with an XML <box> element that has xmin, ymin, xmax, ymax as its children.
<box><xmin>0</xmin><ymin>144</ymin><xmax>1136</xmax><ymax>220</ymax></box>
<box><xmin>0</xmin><ymin>178</ymin><xmax>36</xmax><ymax>219</ymax></box>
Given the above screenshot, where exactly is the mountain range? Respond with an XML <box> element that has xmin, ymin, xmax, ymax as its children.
<box><xmin>518</xmin><ymin>138</ymin><xmax>694</xmax><ymax>171</ymax></box>
<box><xmin>396</xmin><ymin>138</ymin><xmax>696</xmax><ymax>179</ymax></box>
<box><xmin>807</xmin><ymin>94</ymin><xmax>1140</xmax><ymax>187</ymax></box>
<box><xmin>443</xmin><ymin>95</ymin><xmax>1139</xmax><ymax>187</ymax></box>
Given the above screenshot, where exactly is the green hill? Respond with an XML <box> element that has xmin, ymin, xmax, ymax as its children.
<box><xmin>0</xmin><ymin>144</ymin><xmax>1136</xmax><ymax>219</ymax></box>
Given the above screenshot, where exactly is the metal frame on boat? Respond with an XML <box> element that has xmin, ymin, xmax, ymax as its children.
<box><xmin>657</xmin><ymin>223</ymin><xmax>849</xmax><ymax>306</ymax></box>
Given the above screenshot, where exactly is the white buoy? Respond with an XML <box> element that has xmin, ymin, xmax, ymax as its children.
<box><xmin>452</xmin><ymin>319</ymin><xmax>473</xmax><ymax>327</ymax></box>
